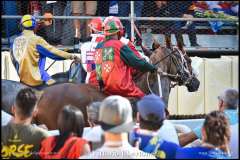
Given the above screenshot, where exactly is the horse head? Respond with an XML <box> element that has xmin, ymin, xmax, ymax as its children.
<box><xmin>140</xmin><ymin>38</ymin><xmax>200</xmax><ymax>105</ymax></box>
<box><xmin>150</xmin><ymin>39</ymin><xmax>200</xmax><ymax>93</ymax></box>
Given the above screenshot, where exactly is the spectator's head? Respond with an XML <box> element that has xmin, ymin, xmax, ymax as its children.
<box><xmin>217</xmin><ymin>88</ymin><xmax>238</xmax><ymax>111</ymax></box>
<box><xmin>88</xmin><ymin>17</ymin><xmax>103</xmax><ymax>34</ymax></box>
<box><xmin>21</xmin><ymin>14</ymin><xmax>37</xmax><ymax>30</ymax></box>
<box><xmin>52</xmin><ymin>105</ymin><xmax>85</xmax><ymax>154</ymax></box>
<box><xmin>87</xmin><ymin>101</ymin><xmax>102</xmax><ymax>127</ymax></box>
<box><xmin>137</xmin><ymin>94</ymin><xmax>166</xmax><ymax>131</ymax></box>
<box><xmin>57</xmin><ymin>105</ymin><xmax>85</xmax><ymax>137</ymax></box>
<box><xmin>202</xmin><ymin>111</ymin><xmax>231</xmax><ymax>151</ymax></box>
<box><xmin>12</xmin><ymin>88</ymin><xmax>38</xmax><ymax>121</ymax></box>
<box><xmin>42</xmin><ymin>12</ymin><xmax>53</xmax><ymax>26</ymax></box>
<box><xmin>99</xmin><ymin>95</ymin><xmax>134</xmax><ymax>134</ymax></box>
<box><xmin>103</xmin><ymin>16</ymin><xmax>124</xmax><ymax>38</ymax></box>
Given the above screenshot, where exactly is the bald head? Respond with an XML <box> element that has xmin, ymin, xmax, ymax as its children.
<box><xmin>218</xmin><ymin>88</ymin><xmax>238</xmax><ymax>110</ymax></box>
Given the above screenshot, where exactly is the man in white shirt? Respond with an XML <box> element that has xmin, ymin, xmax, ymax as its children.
<box><xmin>80</xmin><ymin>95</ymin><xmax>155</xmax><ymax>159</ymax></box>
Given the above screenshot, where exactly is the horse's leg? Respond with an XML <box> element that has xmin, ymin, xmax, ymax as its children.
<box><xmin>161</xmin><ymin>77</ymin><xmax>172</xmax><ymax>118</ymax></box>
<box><xmin>162</xmin><ymin>77</ymin><xmax>171</xmax><ymax>106</ymax></box>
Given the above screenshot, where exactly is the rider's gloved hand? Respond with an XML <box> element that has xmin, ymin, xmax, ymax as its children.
<box><xmin>46</xmin><ymin>79</ymin><xmax>56</xmax><ymax>85</ymax></box>
<box><xmin>73</xmin><ymin>55</ymin><xmax>81</xmax><ymax>63</ymax></box>
<box><xmin>70</xmin><ymin>55</ymin><xmax>81</xmax><ymax>63</ymax></box>
<box><xmin>157</xmin><ymin>67</ymin><xmax>163</xmax><ymax>74</ymax></box>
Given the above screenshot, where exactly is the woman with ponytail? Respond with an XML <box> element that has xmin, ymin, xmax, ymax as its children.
<box><xmin>176</xmin><ymin>110</ymin><xmax>231</xmax><ymax>159</ymax></box>
<box><xmin>39</xmin><ymin>105</ymin><xmax>90</xmax><ymax>159</ymax></box>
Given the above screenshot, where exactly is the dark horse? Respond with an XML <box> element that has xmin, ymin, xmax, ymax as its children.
<box><xmin>2</xmin><ymin>40</ymin><xmax>200</xmax><ymax>129</ymax></box>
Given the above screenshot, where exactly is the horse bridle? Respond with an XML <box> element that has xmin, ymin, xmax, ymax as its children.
<box><xmin>170</xmin><ymin>47</ymin><xmax>195</xmax><ymax>87</ymax></box>
<box><xmin>147</xmin><ymin>46</ymin><xmax>194</xmax><ymax>95</ymax></box>
<box><xmin>166</xmin><ymin>47</ymin><xmax>193</xmax><ymax>87</ymax></box>
<box><xmin>152</xmin><ymin>46</ymin><xmax>187</xmax><ymax>80</ymax></box>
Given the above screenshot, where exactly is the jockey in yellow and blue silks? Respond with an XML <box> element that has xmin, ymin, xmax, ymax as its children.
<box><xmin>11</xmin><ymin>14</ymin><xmax>79</xmax><ymax>87</ymax></box>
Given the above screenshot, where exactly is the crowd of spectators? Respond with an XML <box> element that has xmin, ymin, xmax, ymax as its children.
<box><xmin>178</xmin><ymin>88</ymin><xmax>239</xmax><ymax>158</ymax></box>
<box><xmin>2</xmin><ymin>1</ymin><xmax>238</xmax><ymax>47</ymax></box>
<box><xmin>1</xmin><ymin>87</ymin><xmax>239</xmax><ymax>159</ymax></box>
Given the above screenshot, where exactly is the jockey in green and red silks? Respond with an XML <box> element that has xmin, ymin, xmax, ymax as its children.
<box><xmin>89</xmin><ymin>16</ymin><xmax>156</xmax><ymax>98</ymax></box>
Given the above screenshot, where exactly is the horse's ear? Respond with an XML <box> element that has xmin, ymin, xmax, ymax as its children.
<box><xmin>177</xmin><ymin>41</ymin><xmax>185</xmax><ymax>54</ymax></box>
<box><xmin>165</xmin><ymin>36</ymin><xmax>172</xmax><ymax>49</ymax></box>
<box><xmin>152</xmin><ymin>38</ymin><xmax>161</xmax><ymax>50</ymax></box>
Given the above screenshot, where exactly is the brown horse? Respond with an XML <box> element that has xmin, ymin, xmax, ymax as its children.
<box><xmin>33</xmin><ymin>40</ymin><xmax>200</xmax><ymax>130</ymax></box>
<box><xmin>2</xmin><ymin>37</ymin><xmax>199</xmax><ymax>129</ymax></box>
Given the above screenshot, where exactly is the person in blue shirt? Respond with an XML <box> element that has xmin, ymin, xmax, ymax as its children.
<box><xmin>130</xmin><ymin>94</ymin><xmax>180</xmax><ymax>159</ymax></box>
<box><xmin>176</xmin><ymin>110</ymin><xmax>231</xmax><ymax>159</ymax></box>
<box><xmin>179</xmin><ymin>88</ymin><xmax>238</xmax><ymax>155</ymax></box>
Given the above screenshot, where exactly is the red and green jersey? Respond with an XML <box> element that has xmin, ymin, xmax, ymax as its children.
<box><xmin>91</xmin><ymin>38</ymin><xmax>156</xmax><ymax>98</ymax></box>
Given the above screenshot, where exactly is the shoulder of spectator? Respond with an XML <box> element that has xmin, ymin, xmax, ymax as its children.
<box><xmin>1</xmin><ymin>124</ymin><xmax>8</xmax><ymax>131</ymax></box>
<box><xmin>82</xmin><ymin>143</ymin><xmax>91</xmax><ymax>156</ymax></box>
<box><xmin>32</xmin><ymin>125</ymin><xmax>50</xmax><ymax>138</ymax></box>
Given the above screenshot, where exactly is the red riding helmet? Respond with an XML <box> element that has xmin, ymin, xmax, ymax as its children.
<box><xmin>103</xmin><ymin>16</ymin><xmax>124</xmax><ymax>36</ymax></box>
<box><xmin>88</xmin><ymin>17</ymin><xmax>103</xmax><ymax>33</ymax></box>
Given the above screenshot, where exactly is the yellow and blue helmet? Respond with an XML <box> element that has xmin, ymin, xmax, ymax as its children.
<box><xmin>20</xmin><ymin>14</ymin><xmax>37</xmax><ymax>30</ymax></box>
